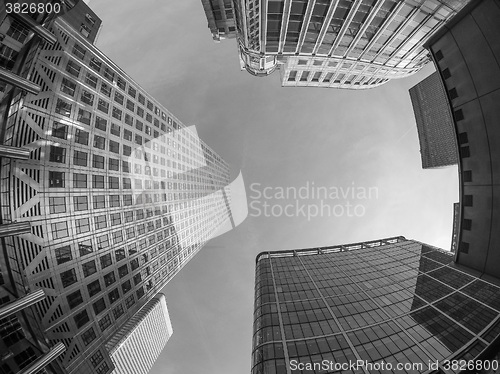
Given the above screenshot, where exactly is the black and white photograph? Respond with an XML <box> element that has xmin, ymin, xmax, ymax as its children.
<box><xmin>0</xmin><ymin>0</ymin><xmax>499</xmax><ymax>374</ymax></box>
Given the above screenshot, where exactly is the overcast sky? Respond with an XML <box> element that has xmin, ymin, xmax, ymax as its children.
<box><xmin>88</xmin><ymin>1</ymin><xmax>458</xmax><ymax>373</ymax></box>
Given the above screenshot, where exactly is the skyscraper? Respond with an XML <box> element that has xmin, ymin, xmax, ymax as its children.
<box><xmin>207</xmin><ymin>0</ymin><xmax>469</xmax><ymax>88</ymax></box>
<box><xmin>424</xmin><ymin>0</ymin><xmax>500</xmax><ymax>280</ymax></box>
<box><xmin>0</xmin><ymin>5</ymin><xmax>244</xmax><ymax>374</ymax></box>
<box><xmin>201</xmin><ymin>0</ymin><xmax>238</xmax><ymax>41</ymax></box>
<box><xmin>106</xmin><ymin>294</ymin><xmax>173</xmax><ymax>374</ymax></box>
<box><xmin>252</xmin><ymin>237</ymin><xmax>500</xmax><ymax>373</ymax></box>
<box><xmin>409</xmin><ymin>72</ymin><xmax>458</xmax><ymax>168</ymax></box>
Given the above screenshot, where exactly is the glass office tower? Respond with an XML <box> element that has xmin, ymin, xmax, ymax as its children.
<box><xmin>0</xmin><ymin>9</ymin><xmax>236</xmax><ymax>374</ymax></box>
<box><xmin>221</xmin><ymin>0</ymin><xmax>469</xmax><ymax>88</ymax></box>
<box><xmin>252</xmin><ymin>237</ymin><xmax>500</xmax><ymax>373</ymax></box>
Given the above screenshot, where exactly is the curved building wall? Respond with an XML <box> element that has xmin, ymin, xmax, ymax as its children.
<box><xmin>425</xmin><ymin>0</ymin><xmax>500</xmax><ymax>279</ymax></box>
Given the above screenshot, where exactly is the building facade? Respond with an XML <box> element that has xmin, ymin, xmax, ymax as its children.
<box><xmin>252</xmin><ymin>237</ymin><xmax>500</xmax><ymax>373</ymax></box>
<box><xmin>424</xmin><ymin>0</ymin><xmax>500</xmax><ymax>280</ymax></box>
<box><xmin>214</xmin><ymin>0</ymin><xmax>469</xmax><ymax>88</ymax></box>
<box><xmin>106</xmin><ymin>294</ymin><xmax>173</xmax><ymax>374</ymax></box>
<box><xmin>0</xmin><ymin>8</ymin><xmax>238</xmax><ymax>374</ymax></box>
<box><xmin>409</xmin><ymin>71</ymin><xmax>458</xmax><ymax>168</ymax></box>
<box><xmin>201</xmin><ymin>0</ymin><xmax>238</xmax><ymax>41</ymax></box>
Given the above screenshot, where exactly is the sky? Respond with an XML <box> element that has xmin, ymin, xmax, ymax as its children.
<box><xmin>87</xmin><ymin>1</ymin><xmax>458</xmax><ymax>373</ymax></box>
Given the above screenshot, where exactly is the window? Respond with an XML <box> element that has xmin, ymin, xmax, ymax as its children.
<box><xmin>123</xmin><ymin>145</ymin><xmax>131</xmax><ymax>157</ymax></box>
<box><xmin>73</xmin><ymin>196</ymin><xmax>88</xmax><ymax>211</ymax></box>
<box><xmin>82</xmin><ymin>260</ymin><xmax>97</xmax><ymax>277</ymax></box>
<box><xmin>87</xmin><ymin>279</ymin><xmax>101</xmax><ymax>297</ymax></box>
<box><xmin>126</xmin><ymin>99</ymin><xmax>134</xmax><ymax>111</ymax></box>
<box><xmin>113</xmin><ymin>305</ymin><xmax>124</xmax><ymax>319</ymax></box>
<box><xmin>108</xmin><ymin>288</ymin><xmax>120</xmax><ymax>304</ymax></box>
<box><xmin>136</xmin><ymin>287</ymin><xmax>145</xmax><ymax>299</ymax></box>
<box><xmin>99</xmin><ymin>314</ymin><xmax>112</xmax><ymax>332</ymax></box>
<box><xmin>109</xmin><ymin>195</ymin><xmax>120</xmax><ymax>207</ymax></box>
<box><xmin>464</xmin><ymin>195</ymin><xmax>473</xmax><ymax>207</ymax></box>
<box><xmin>67</xmin><ymin>290</ymin><xmax>83</xmax><ymax>309</ymax></box>
<box><xmin>73</xmin><ymin>150</ymin><xmax>88</xmax><ymax>166</ymax></box>
<box><xmin>123</xmin><ymin>194</ymin><xmax>132</xmax><ymax>205</ymax></box>
<box><xmin>52</xmin><ymin>222</ymin><xmax>69</xmax><ymax>239</ymax></box>
<box><xmin>463</xmin><ymin>170</ymin><xmax>472</xmax><ymax>182</ymax></box>
<box><xmin>449</xmin><ymin>88</ymin><xmax>458</xmax><ymax>100</ymax></box>
<box><xmin>92</xmin><ymin>155</ymin><xmax>105</xmax><ymax>169</ymax></box>
<box><xmin>79</xmin><ymin>240</ymin><xmax>93</xmax><ymax>257</ymax></box>
<box><xmin>135</xmin><ymin>134</ymin><xmax>142</xmax><ymax>145</ymax></box>
<box><xmin>128</xmin><ymin>86</ymin><xmax>137</xmax><ymax>98</ymax></box>
<box><xmin>109</xmin><ymin>176</ymin><xmax>119</xmax><ymax>189</ymax></box>
<box><xmin>75</xmin><ymin>218</ymin><xmax>90</xmax><ymax>234</ymax></box>
<box><xmin>61</xmin><ymin>77</ymin><xmax>76</xmax><ymax>96</ymax></box>
<box><xmin>133</xmin><ymin>273</ymin><xmax>142</xmax><ymax>285</ymax></box>
<box><xmin>138</xmin><ymin>93</ymin><xmax>145</xmax><ymax>105</ymax></box>
<box><xmin>461</xmin><ymin>146</ymin><xmax>470</xmax><ymax>158</ymax></box>
<box><xmin>109</xmin><ymin>140</ymin><xmax>120</xmax><ymax>154</ymax></box>
<box><xmin>113</xmin><ymin>231</ymin><xmax>124</xmax><ymax>244</ymax></box>
<box><xmin>49</xmin><ymin>146</ymin><xmax>66</xmax><ymax>163</ymax></box>
<box><xmin>111</xmin><ymin>123</ymin><xmax>121</xmax><ymax>137</ymax></box>
<box><xmin>100</xmin><ymin>82</ymin><xmax>111</xmax><ymax>97</ymax></box>
<box><xmin>460</xmin><ymin>242</ymin><xmax>469</xmax><ymax>254</ymax></box>
<box><xmin>97</xmin><ymin>99</ymin><xmax>109</xmax><ymax>114</ymax></box>
<box><xmin>108</xmin><ymin>158</ymin><xmax>119</xmax><ymax>172</ymax></box>
<box><xmin>93</xmin><ymin>195</ymin><xmax>106</xmax><ymax>209</ymax></box>
<box><xmin>100</xmin><ymin>254</ymin><xmax>112</xmax><ymax>269</ymax></box>
<box><xmin>94</xmin><ymin>215</ymin><xmax>107</xmax><ymax>230</ymax></box>
<box><xmin>103</xmin><ymin>66</ymin><xmax>115</xmax><ymax>82</ymax></box>
<box><xmin>121</xmin><ymin>280</ymin><xmax>132</xmax><ymax>294</ymax></box>
<box><xmin>112</xmin><ymin>107</ymin><xmax>122</xmax><ymax>120</ymax></box>
<box><xmin>61</xmin><ymin>268</ymin><xmax>77</xmax><ymax>288</ymax></box>
<box><xmin>147</xmin><ymin>100</ymin><xmax>153</xmax><ymax>111</ymax></box>
<box><xmin>118</xmin><ymin>264</ymin><xmax>128</xmax><ymax>278</ymax></box>
<box><xmin>455</xmin><ymin>109</ymin><xmax>464</xmax><ymax>122</ymax></box>
<box><xmin>137</xmin><ymin>107</ymin><xmax>144</xmax><ymax>118</ymax></box>
<box><xmin>136</xmin><ymin>120</ymin><xmax>143</xmax><ymax>131</ymax></box>
<box><xmin>97</xmin><ymin>235</ymin><xmax>109</xmax><ymax>249</ymax></box>
<box><xmin>110</xmin><ymin>213</ymin><xmax>121</xmax><ymax>226</ymax></box>
<box><xmin>463</xmin><ymin>218</ymin><xmax>472</xmax><ymax>231</ymax></box>
<box><xmin>104</xmin><ymin>271</ymin><xmax>116</xmax><ymax>286</ymax></box>
<box><xmin>51</xmin><ymin>122</ymin><xmax>68</xmax><ymax>139</ymax></box>
<box><xmin>75</xmin><ymin>129</ymin><xmax>89</xmax><ymax>145</ymax></box>
<box><xmin>55</xmin><ymin>245</ymin><xmax>72</xmax><ymax>265</ymax></box>
<box><xmin>93</xmin><ymin>298</ymin><xmax>106</xmax><ymax>315</ymax></box>
<box><xmin>93</xmin><ymin>135</ymin><xmax>106</xmax><ymax>150</ymax></box>
<box><xmin>92</xmin><ymin>176</ymin><xmax>105</xmax><ymax>190</ymax></box>
<box><xmin>74</xmin><ymin>309</ymin><xmax>90</xmax><ymax>328</ymax></box>
<box><xmin>66</xmin><ymin>60</ymin><xmax>81</xmax><ymax>77</ymax></box>
<box><xmin>125</xmin><ymin>294</ymin><xmax>135</xmax><ymax>308</ymax></box>
<box><xmin>55</xmin><ymin>98</ymin><xmax>72</xmax><ymax>117</ymax></box>
<box><xmin>0</xmin><ymin>45</ymin><xmax>18</xmax><ymax>70</ymax></box>
<box><xmin>77</xmin><ymin>108</ymin><xmax>92</xmax><ymax>125</ymax></box>
<box><xmin>85</xmin><ymin>72</ymin><xmax>98</xmax><ymax>88</ymax></box>
<box><xmin>116</xmin><ymin>76</ymin><xmax>126</xmax><ymax>90</ymax></box>
<box><xmin>81</xmin><ymin>90</ymin><xmax>94</xmax><ymax>106</ymax></box>
<box><xmin>124</xmin><ymin>129</ymin><xmax>132</xmax><ymax>141</ymax></box>
<box><xmin>6</xmin><ymin>19</ymin><xmax>29</xmax><ymax>43</ymax></box>
<box><xmin>90</xmin><ymin>57</ymin><xmax>101</xmax><ymax>72</ymax></box>
<box><xmin>49</xmin><ymin>171</ymin><xmax>65</xmax><ymax>188</ymax></box>
<box><xmin>82</xmin><ymin>327</ymin><xmax>96</xmax><ymax>346</ymax></box>
<box><xmin>146</xmin><ymin>113</ymin><xmax>152</xmax><ymax>123</ymax></box>
<box><xmin>73</xmin><ymin>173</ymin><xmax>87</xmax><ymax>188</ymax></box>
<box><xmin>123</xmin><ymin>177</ymin><xmax>132</xmax><ymax>190</ymax></box>
<box><xmin>115</xmin><ymin>248</ymin><xmax>126</xmax><ymax>262</ymax></box>
<box><xmin>114</xmin><ymin>91</ymin><xmax>124</xmax><ymax>105</ymax></box>
<box><xmin>49</xmin><ymin>197</ymin><xmax>66</xmax><ymax>214</ymax></box>
<box><xmin>124</xmin><ymin>211</ymin><xmax>134</xmax><ymax>223</ymax></box>
<box><xmin>124</xmin><ymin>113</ymin><xmax>133</xmax><ymax>126</ymax></box>
<box><xmin>80</xmin><ymin>24</ymin><xmax>92</xmax><ymax>38</ymax></box>
<box><xmin>86</xmin><ymin>13</ymin><xmax>96</xmax><ymax>25</ymax></box>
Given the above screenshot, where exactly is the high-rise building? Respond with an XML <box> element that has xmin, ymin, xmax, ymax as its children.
<box><xmin>208</xmin><ymin>0</ymin><xmax>469</xmax><ymax>88</ymax></box>
<box><xmin>424</xmin><ymin>0</ymin><xmax>500</xmax><ymax>280</ymax></box>
<box><xmin>201</xmin><ymin>0</ymin><xmax>238</xmax><ymax>41</ymax></box>
<box><xmin>0</xmin><ymin>5</ymin><xmax>245</xmax><ymax>374</ymax></box>
<box><xmin>106</xmin><ymin>294</ymin><xmax>173</xmax><ymax>374</ymax></box>
<box><xmin>409</xmin><ymin>71</ymin><xmax>458</xmax><ymax>168</ymax></box>
<box><xmin>252</xmin><ymin>237</ymin><xmax>500</xmax><ymax>374</ymax></box>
